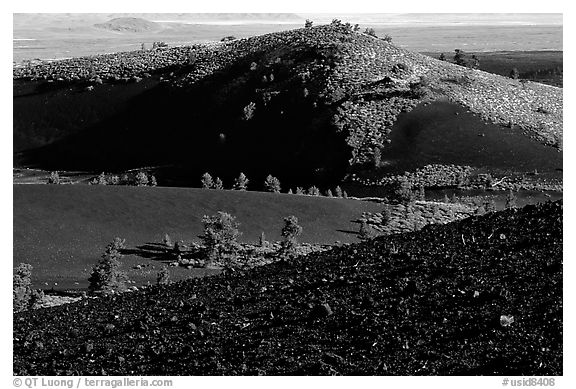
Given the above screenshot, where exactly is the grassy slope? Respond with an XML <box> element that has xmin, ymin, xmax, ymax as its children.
<box><xmin>13</xmin><ymin>185</ymin><xmax>383</xmax><ymax>288</ymax></box>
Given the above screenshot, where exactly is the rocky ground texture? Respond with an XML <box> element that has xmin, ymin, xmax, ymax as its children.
<box><xmin>14</xmin><ymin>201</ymin><xmax>562</xmax><ymax>375</ymax></box>
<box><xmin>14</xmin><ymin>23</ymin><xmax>562</xmax><ymax>162</ymax></box>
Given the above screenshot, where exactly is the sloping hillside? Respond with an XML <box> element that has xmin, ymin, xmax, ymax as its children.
<box><xmin>13</xmin><ymin>185</ymin><xmax>385</xmax><ymax>289</ymax></box>
<box><xmin>13</xmin><ymin>23</ymin><xmax>562</xmax><ymax>186</ymax></box>
<box><xmin>13</xmin><ymin>200</ymin><xmax>562</xmax><ymax>375</ymax></box>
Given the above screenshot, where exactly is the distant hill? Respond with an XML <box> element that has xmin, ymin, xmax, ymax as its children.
<box><xmin>13</xmin><ymin>23</ymin><xmax>562</xmax><ymax>188</ymax></box>
<box><xmin>94</xmin><ymin>17</ymin><xmax>161</xmax><ymax>33</ymax></box>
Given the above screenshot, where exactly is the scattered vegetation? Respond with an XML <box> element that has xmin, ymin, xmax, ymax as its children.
<box><xmin>47</xmin><ymin>171</ymin><xmax>60</xmax><ymax>184</ymax></box>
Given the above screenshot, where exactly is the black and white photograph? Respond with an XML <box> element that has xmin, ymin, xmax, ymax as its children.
<box><xmin>9</xmin><ymin>1</ymin><xmax>567</xmax><ymax>384</ymax></box>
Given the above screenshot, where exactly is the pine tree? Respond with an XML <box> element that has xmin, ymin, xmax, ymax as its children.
<box><xmin>233</xmin><ymin>172</ymin><xmax>249</xmax><ymax>190</ymax></box>
<box><xmin>201</xmin><ymin>173</ymin><xmax>214</xmax><ymax>189</ymax></box>
<box><xmin>334</xmin><ymin>186</ymin><xmax>343</xmax><ymax>198</ymax></box>
<box><xmin>135</xmin><ymin>171</ymin><xmax>149</xmax><ymax>186</ymax></box>
<box><xmin>307</xmin><ymin>186</ymin><xmax>320</xmax><ymax>196</ymax></box>
<box><xmin>505</xmin><ymin>190</ymin><xmax>517</xmax><ymax>209</ymax></box>
<box><xmin>264</xmin><ymin>175</ymin><xmax>281</xmax><ymax>193</ymax></box>
<box><xmin>201</xmin><ymin>212</ymin><xmax>241</xmax><ymax>260</ymax></box>
<box><xmin>88</xmin><ymin>238</ymin><xmax>128</xmax><ymax>292</ymax></box>
<box><xmin>47</xmin><ymin>171</ymin><xmax>60</xmax><ymax>184</ymax></box>
<box><xmin>149</xmin><ymin>175</ymin><xmax>158</xmax><ymax>187</ymax></box>
<box><xmin>13</xmin><ymin>263</ymin><xmax>33</xmax><ymax>312</ymax></box>
<box><xmin>280</xmin><ymin>216</ymin><xmax>303</xmax><ymax>259</ymax></box>
<box><xmin>214</xmin><ymin>177</ymin><xmax>224</xmax><ymax>190</ymax></box>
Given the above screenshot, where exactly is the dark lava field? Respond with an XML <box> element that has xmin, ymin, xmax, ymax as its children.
<box><xmin>13</xmin><ymin>201</ymin><xmax>562</xmax><ymax>376</ymax></box>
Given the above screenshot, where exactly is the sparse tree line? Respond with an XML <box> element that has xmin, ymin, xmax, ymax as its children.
<box><xmin>47</xmin><ymin>171</ymin><xmax>157</xmax><ymax>186</ymax></box>
<box><xmin>200</xmin><ymin>172</ymin><xmax>349</xmax><ymax>198</ymax></box>
<box><xmin>303</xmin><ymin>18</ymin><xmax>393</xmax><ymax>43</ymax></box>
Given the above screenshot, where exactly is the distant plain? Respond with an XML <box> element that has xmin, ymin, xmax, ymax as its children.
<box><xmin>14</xmin><ymin>23</ymin><xmax>562</xmax><ymax>63</ymax></box>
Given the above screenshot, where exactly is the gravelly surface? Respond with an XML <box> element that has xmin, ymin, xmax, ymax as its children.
<box><xmin>14</xmin><ymin>200</ymin><xmax>562</xmax><ymax>376</ymax></box>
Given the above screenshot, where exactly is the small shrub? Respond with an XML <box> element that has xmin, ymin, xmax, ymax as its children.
<box><xmin>280</xmin><ymin>216</ymin><xmax>303</xmax><ymax>260</ymax></box>
<box><xmin>382</xmin><ymin>206</ymin><xmax>392</xmax><ymax>225</ymax></box>
<box><xmin>305</xmin><ymin>19</ymin><xmax>313</xmax><ymax>28</ymax></box>
<box><xmin>156</xmin><ymin>268</ymin><xmax>170</xmax><ymax>285</ymax></box>
<box><xmin>358</xmin><ymin>221</ymin><xmax>376</xmax><ymax>240</ymax></box>
<box><xmin>326</xmin><ymin>189</ymin><xmax>334</xmax><ymax>197</ymax></box>
<box><xmin>364</xmin><ymin>27</ymin><xmax>377</xmax><ymax>37</ymax></box>
<box><xmin>381</xmin><ymin>34</ymin><xmax>392</xmax><ymax>43</ymax></box>
<box><xmin>295</xmin><ymin>187</ymin><xmax>305</xmax><ymax>195</ymax></box>
<box><xmin>214</xmin><ymin>177</ymin><xmax>224</xmax><ymax>190</ymax></box>
<box><xmin>233</xmin><ymin>172</ymin><xmax>249</xmax><ymax>190</ymax></box>
<box><xmin>509</xmin><ymin>68</ymin><xmax>520</xmax><ymax>79</ymax></box>
<box><xmin>163</xmin><ymin>233</ymin><xmax>173</xmax><ymax>248</ymax></box>
<box><xmin>264</xmin><ymin>175</ymin><xmax>281</xmax><ymax>193</ymax></box>
<box><xmin>453</xmin><ymin>49</ymin><xmax>467</xmax><ymax>67</ymax></box>
<box><xmin>201</xmin><ymin>172</ymin><xmax>214</xmax><ymax>189</ymax></box>
<box><xmin>220</xmin><ymin>36</ymin><xmax>236</xmax><ymax>42</ymax></box>
<box><xmin>505</xmin><ymin>190</ymin><xmax>517</xmax><ymax>209</ymax></box>
<box><xmin>243</xmin><ymin>102</ymin><xmax>256</xmax><ymax>120</ymax></box>
<box><xmin>392</xmin><ymin>178</ymin><xmax>415</xmax><ymax>204</ymax></box>
<box><xmin>439</xmin><ymin>53</ymin><xmax>446</xmax><ymax>61</ymax></box>
<box><xmin>47</xmin><ymin>171</ymin><xmax>60</xmax><ymax>184</ymax></box>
